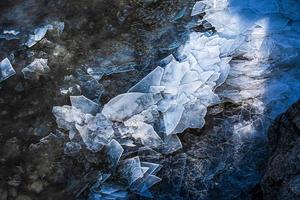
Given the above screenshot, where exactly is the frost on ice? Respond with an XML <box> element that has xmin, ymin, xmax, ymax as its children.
<box><xmin>0</xmin><ymin>58</ymin><xmax>15</xmax><ymax>82</ymax></box>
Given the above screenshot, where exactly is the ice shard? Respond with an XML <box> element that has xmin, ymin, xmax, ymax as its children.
<box><xmin>118</xmin><ymin>157</ymin><xmax>144</xmax><ymax>186</ymax></box>
<box><xmin>0</xmin><ymin>58</ymin><xmax>15</xmax><ymax>82</ymax></box>
<box><xmin>76</xmin><ymin>113</ymin><xmax>114</xmax><ymax>152</ymax></box>
<box><xmin>128</xmin><ymin>66</ymin><xmax>164</xmax><ymax>93</ymax></box>
<box><xmin>103</xmin><ymin>139</ymin><xmax>124</xmax><ymax>169</ymax></box>
<box><xmin>25</xmin><ymin>26</ymin><xmax>51</xmax><ymax>48</ymax></box>
<box><xmin>25</xmin><ymin>22</ymin><xmax>64</xmax><ymax>47</ymax></box>
<box><xmin>70</xmin><ymin>95</ymin><xmax>100</xmax><ymax>115</ymax></box>
<box><xmin>102</xmin><ymin>93</ymin><xmax>161</xmax><ymax>122</ymax></box>
<box><xmin>22</xmin><ymin>58</ymin><xmax>50</xmax><ymax>80</ymax></box>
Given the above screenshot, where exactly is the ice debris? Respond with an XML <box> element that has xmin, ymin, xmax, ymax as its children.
<box><xmin>89</xmin><ymin>157</ymin><xmax>161</xmax><ymax>199</ymax></box>
<box><xmin>52</xmin><ymin>0</ymin><xmax>300</xmax><ymax>198</ymax></box>
<box><xmin>70</xmin><ymin>95</ymin><xmax>100</xmax><ymax>115</ymax></box>
<box><xmin>103</xmin><ymin>34</ymin><xmax>228</xmax><ymax>139</ymax></box>
<box><xmin>0</xmin><ymin>58</ymin><xmax>16</xmax><ymax>82</ymax></box>
<box><xmin>22</xmin><ymin>58</ymin><xmax>50</xmax><ymax>79</ymax></box>
<box><xmin>53</xmin><ymin>95</ymin><xmax>163</xmax><ymax>197</ymax></box>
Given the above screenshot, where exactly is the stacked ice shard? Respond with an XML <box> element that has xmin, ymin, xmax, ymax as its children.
<box><xmin>53</xmin><ymin>96</ymin><xmax>162</xmax><ymax>198</ymax></box>
<box><xmin>102</xmin><ymin>42</ymin><xmax>230</xmax><ymax>143</ymax></box>
<box><xmin>53</xmin><ymin>32</ymin><xmax>232</xmax><ymax>196</ymax></box>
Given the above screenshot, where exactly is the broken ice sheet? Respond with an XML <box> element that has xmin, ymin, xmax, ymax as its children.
<box><xmin>172</xmin><ymin>102</ymin><xmax>207</xmax><ymax>134</ymax></box>
<box><xmin>75</xmin><ymin>70</ymin><xmax>104</xmax><ymax>102</ymax></box>
<box><xmin>118</xmin><ymin>157</ymin><xmax>144</xmax><ymax>186</ymax></box>
<box><xmin>89</xmin><ymin>174</ymin><xmax>129</xmax><ymax>200</ymax></box>
<box><xmin>60</xmin><ymin>84</ymin><xmax>81</xmax><ymax>96</ymax></box>
<box><xmin>130</xmin><ymin>123</ymin><xmax>163</xmax><ymax>148</ymax></box>
<box><xmin>87</xmin><ymin>62</ymin><xmax>136</xmax><ymax>81</ymax></box>
<box><xmin>52</xmin><ymin>105</ymin><xmax>86</xmax><ymax>138</ymax></box>
<box><xmin>170</xmin><ymin>7</ymin><xmax>187</xmax><ymax>22</ymax></box>
<box><xmin>70</xmin><ymin>95</ymin><xmax>100</xmax><ymax>115</ymax></box>
<box><xmin>163</xmin><ymin>104</ymin><xmax>185</xmax><ymax>135</ymax></box>
<box><xmin>76</xmin><ymin>113</ymin><xmax>114</xmax><ymax>152</ymax></box>
<box><xmin>137</xmin><ymin>147</ymin><xmax>162</xmax><ymax>160</ymax></box>
<box><xmin>25</xmin><ymin>26</ymin><xmax>51</xmax><ymax>48</ymax></box>
<box><xmin>103</xmin><ymin>139</ymin><xmax>124</xmax><ymax>170</ymax></box>
<box><xmin>102</xmin><ymin>93</ymin><xmax>161</xmax><ymax>122</ymax></box>
<box><xmin>22</xmin><ymin>58</ymin><xmax>50</xmax><ymax>80</ymax></box>
<box><xmin>130</xmin><ymin>162</ymin><xmax>161</xmax><ymax>197</ymax></box>
<box><xmin>92</xmin><ymin>183</ymin><xmax>128</xmax><ymax>200</ymax></box>
<box><xmin>0</xmin><ymin>58</ymin><xmax>15</xmax><ymax>82</ymax></box>
<box><xmin>128</xmin><ymin>66</ymin><xmax>164</xmax><ymax>93</ymax></box>
<box><xmin>160</xmin><ymin>59</ymin><xmax>190</xmax><ymax>87</ymax></box>
<box><xmin>141</xmin><ymin>162</ymin><xmax>160</xmax><ymax>176</ymax></box>
<box><xmin>162</xmin><ymin>134</ymin><xmax>182</xmax><ymax>154</ymax></box>
<box><xmin>132</xmin><ymin>175</ymin><xmax>162</xmax><ymax>198</ymax></box>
